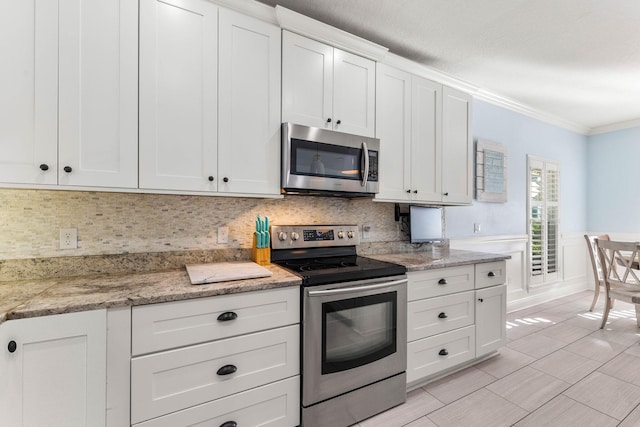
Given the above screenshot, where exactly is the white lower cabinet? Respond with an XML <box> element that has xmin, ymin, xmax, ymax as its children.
<box><xmin>407</xmin><ymin>325</ymin><xmax>475</xmax><ymax>384</ymax></box>
<box><xmin>135</xmin><ymin>376</ymin><xmax>299</xmax><ymax>427</ymax></box>
<box><xmin>130</xmin><ymin>286</ymin><xmax>301</xmax><ymax>426</ymax></box>
<box><xmin>0</xmin><ymin>310</ymin><xmax>107</xmax><ymax>427</ymax></box>
<box><xmin>476</xmin><ymin>284</ymin><xmax>507</xmax><ymax>357</ymax></box>
<box><xmin>407</xmin><ymin>261</ymin><xmax>506</xmax><ymax>388</ymax></box>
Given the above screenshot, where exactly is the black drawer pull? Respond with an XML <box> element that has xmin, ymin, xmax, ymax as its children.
<box><xmin>438</xmin><ymin>312</ymin><xmax>448</xmax><ymax>319</ymax></box>
<box><xmin>220</xmin><ymin>422</ymin><xmax>237</xmax><ymax>427</ymax></box>
<box><xmin>488</xmin><ymin>271</ymin><xmax>496</xmax><ymax>277</ymax></box>
<box><xmin>438</xmin><ymin>349</ymin><xmax>448</xmax><ymax>356</ymax></box>
<box><xmin>8</xmin><ymin>340</ymin><xmax>17</xmax><ymax>353</ymax></box>
<box><xmin>63</xmin><ymin>166</ymin><xmax>72</xmax><ymax>173</ymax></box>
<box><xmin>438</xmin><ymin>278</ymin><xmax>447</xmax><ymax>285</ymax></box>
<box><xmin>478</xmin><ymin>298</ymin><xmax>484</xmax><ymax>303</ymax></box>
<box><xmin>217</xmin><ymin>311</ymin><xmax>238</xmax><ymax>322</ymax></box>
<box><xmin>39</xmin><ymin>164</ymin><xmax>49</xmax><ymax>171</ymax></box>
<box><xmin>217</xmin><ymin>364</ymin><xmax>237</xmax><ymax>376</ymax></box>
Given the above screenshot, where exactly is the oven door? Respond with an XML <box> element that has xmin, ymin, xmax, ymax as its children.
<box><xmin>302</xmin><ymin>275</ymin><xmax>407</xmax><ymax>407</ymax></box>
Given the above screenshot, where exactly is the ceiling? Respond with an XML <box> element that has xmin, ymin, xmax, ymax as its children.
<box><xmin>256</xmin><ymin>0</ymin><xmax>640</xmax><ymax>134</ymax></box>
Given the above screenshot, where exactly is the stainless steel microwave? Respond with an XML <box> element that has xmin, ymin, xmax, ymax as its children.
<box><xmin>281</xmin><ymin>123</ymin><xmax>380</xmax><ymax>196</ymax></box>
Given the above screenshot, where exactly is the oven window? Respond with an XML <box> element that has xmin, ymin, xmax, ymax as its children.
<box><xmin>321</xmin><ymin>291</ymin><xmax>397</xmax><ymax>374</ymax></box>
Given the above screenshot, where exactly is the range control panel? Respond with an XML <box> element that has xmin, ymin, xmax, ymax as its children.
<box><xmin>270</xmin><ymin>225</ymin><xmax>360</xmax><ymax>250</ymax></box>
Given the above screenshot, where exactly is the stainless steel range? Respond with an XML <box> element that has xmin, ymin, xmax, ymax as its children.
<box><xmin>270</xmin><ymin>225</ymin><xmax>408</xmax><ymax>427</ymax></box>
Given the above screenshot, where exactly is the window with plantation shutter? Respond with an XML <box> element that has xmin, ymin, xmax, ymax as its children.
<box><xmin>527</xmin><ymin>156</ymin><xmax>559</xmax><ymax>286</ymax></box>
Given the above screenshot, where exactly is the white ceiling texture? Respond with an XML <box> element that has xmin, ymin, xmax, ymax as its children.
<box><xmin>256</xmin><ymin>0</ymin><xmax>640</xmax><ymax>134</ymax></box>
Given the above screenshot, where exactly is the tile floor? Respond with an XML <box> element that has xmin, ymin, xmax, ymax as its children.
<box><xmin>358</xmin><ymin>291</ymin><xmax>640</xmax><ymax>427</ymax></box>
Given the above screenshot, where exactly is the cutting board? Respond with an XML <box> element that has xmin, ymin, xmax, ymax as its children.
<box><xmin>185</xmin><ymin>261</ymin><xmax>273</xmax><ymax>285</ymax></box>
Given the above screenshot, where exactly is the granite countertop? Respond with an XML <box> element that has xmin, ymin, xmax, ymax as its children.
<box><xmin>0</xmin><ymin>264</ymin><xmax>301</xmax><ymax>324</ymax></box>
<box><xmin>0</xmin><ymin>248</ymin><xmax>508</xmax><ymax>325</ymax></box>
<box><xmin>368</xmin><ymin>248</ymin><xmax>510</xmax><ymax>272</ymax></box>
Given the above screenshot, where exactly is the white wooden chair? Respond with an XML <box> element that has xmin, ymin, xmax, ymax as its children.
<box><xmin>584</xmin><ymin>234</ymin><xmax>610</xmax><ymax>311</ymax></box>
<box><xmin>595</xmin><ymin>239</ymin><xmax>640</xmax><ymax>329</ymax></box>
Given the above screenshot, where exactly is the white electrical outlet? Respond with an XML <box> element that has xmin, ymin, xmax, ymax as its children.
<box><xmin>474</xmin><ymin>223</ymin><xmax>481</xmax><ymax>233</ymax></box>
<box><xmin>362</xmin><ymin>225</ymin><xmax>372</xmax><ymax>239</ymax></box>
<box><xmin>217</xmin><ymin>226</ymin><xmax>229</xmax><ymax>244</ymax></box>
<box><xmin>60</xmin><ymin>228</ymin><xmax>78</xmax><ymax>249</ymax></box>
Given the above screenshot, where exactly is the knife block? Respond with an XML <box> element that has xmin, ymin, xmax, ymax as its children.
<box><xmin>251</xmin><ymin>233</ymin><xmax>270</xmax><ymax>266</ymax></box>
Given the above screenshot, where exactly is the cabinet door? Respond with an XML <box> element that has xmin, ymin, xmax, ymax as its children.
<box><xmin>411</xmin><ymin>76</ymin><xmax>442</xmax><ymax>202</ymax></box>
<box><xmin>333</xmin><ymin>49</ymin><xmax>376</xmax><ymax>137</ymax></box>
<box><xmin>218</xmin><ymin>9</ymin><xmax>281</xmax><ymax>195</ymax></box>
<box><xmin>0</xmin><ymin>310</ymin><xmax>107</xmax><ymax>427</ymax></box>
<box><xmin>0</xmin><ymin>0</ymin><xmax>58</xmax><ymax>185</ymax></box>
<box><xmin>139</xmin><ymin>0</ymin><xmax>218</xmax><ymax>191</ymax></box>
<box><xmin>375</xmin><ymin>64</ymin><xmax>412</xmax><ymax>201</ymax></box>
<box><xmin>476</xmin><ymin>284</ymin><xmax>507</xmax><ymax>357</ymax></box>
<box><xmin>58</xmin><ymin>0</ymin><xmax>138</xmax><ymax>188</ymax></box>
<box><xmin>442</xmin><ymin>86</ymin><xmax>472</xmax><ymax>204</ymax></box>
<box><xmin>282</xmin><ymin>31</ymin><xmax>333</xmax><ymax>130</ymax></box>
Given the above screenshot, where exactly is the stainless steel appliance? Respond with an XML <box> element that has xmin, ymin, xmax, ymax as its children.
<box><xmin>281</xmin><ymin>123</ymin><xmax>380</xmax><ymax>196</ymax></box>
<box><xmin>271</xmin><ymin>225</ymin><xmax>407</xmax><ymax>427</ymax></box>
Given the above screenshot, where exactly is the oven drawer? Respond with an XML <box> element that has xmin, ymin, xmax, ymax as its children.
<box><xmin>475</xmin><ymin>261</ymin><xmax>507</xmax><ymax>289</ymax></box>
<box><xmin>133</xmin><ymin>376</ymin><xmax>300</xmax><ymax>427</ymax></box>
<box><xmin>408</xmin><ymin>265</ymin><xmax>475</xmax><ymax>301</ymax></box>
<box><xmin>408</xmin><ymin>291</ymin><xmax>475</xmax><ymax>341</ymax></box>
<box><xmin>407</xmin><ymin>325</ymin><xmax>475</xmax><ymax>385</ymax></box>
<box><xmin>131</xmin><ymin>325</ymin><xmax>300</xmax><ymax>424</ymax></box>
<box><xmin>131</xmin><ymin>287</ymin><xmax>299</xmax><ymax>356</ymax></box>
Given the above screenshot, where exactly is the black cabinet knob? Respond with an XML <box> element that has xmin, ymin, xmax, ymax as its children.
<box><xmin>8</xmin><ymin>340</ymin><xmax>17</xmax><ymax>353</ymax></box>
<box><xmin>413</xmin><ymin>190</ymin><xmax>418</xmax><ymax>194</ymax></box>
<box><xmin>406</xmin><ymin>189</ymin><xmax>411</xmax><ymax>193</ymax></box>
<box><xmin>39</xmin><ymin>164</ymin><xmax>49</xmax><ymax>171</ymax></box>
<box><xmin>63</xmin><ymin>166</ymin><xmax>72</xmax><ymax>173</ymax></box>
<box><xmin>216</xmin><ymin>364</ymin><xmax>237</xmax><ymax>376</ymax></box>
<box><xmin>326</xmin><ymin>118</ymin><xmax>332</xmax><ymax>123</ymax></box>
<box><xmin>488</xmin><ymin>271</ymin><xmax>496</xmax><ymax>277</ymax></box>
<box><xmin>438</xmin><ymin>312</ymin><xmax>448</xmax><ymax>319</ymax></box>
<box><xmin>217</xmin><ymin>312</ymin><xmax>237</xmax><ymax>322</ymax></box>
<box><xmin>220</xmin><ymin>422</ymin><xmax>238</xmax><ymax>427</ymax></box>
<box><xmin>443</xmin><ymin>192</ymin><xmax>449</xmax><ymax>196</ymax></box>
<box><xmin>336</xmin><ymin>119</ymin><xmax>341</xmax><ymax>125</ymax></box>
<box><xmin>478</xmin><ymin>298</ymin><xmax>484</xmax><ymax>303</ymax></box>
<box><xmin>438</xmin><ymin>278</ymin><xmax>447</xmax><ymax>285</ymax></box>
<box><xmin>208</xmin><ymin>176</ymin><xmax>214</xmax><ymax>182</ymax></box>
<box><xmin>438</xmin><ymin>348</ymin><xmax>448</xmax><ymax>356</ymax></box>
<box><xmin>223</xmin><ymin>177</ymin><xmax>229</xmax><ymax>183</ymax></box>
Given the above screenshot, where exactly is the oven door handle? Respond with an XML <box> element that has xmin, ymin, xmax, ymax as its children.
<box><xmin>361</xmin><ymin>141</ymin><xmax>369</xmax><ymax>188</ymax></box>
<box><xmin>307</xmin><ymin>278</ymin><xmax>407</xmax><ymax>296</ymax></box>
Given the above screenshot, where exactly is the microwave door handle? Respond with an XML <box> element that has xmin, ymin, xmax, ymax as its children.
<box><xmin>361</xmin><ymin>141</ymin><xmax>369</xmax><ymax>187</ymax></box>
<box><xmin>307</xmin><ymin>278</ymin><xmax>408</xmax><ymax>296</ymax></box>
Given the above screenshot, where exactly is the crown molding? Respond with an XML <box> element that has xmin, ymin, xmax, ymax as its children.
<box><xmin>588</xmin><ymin>117</ymin><xmax>640</xmax><ymax>135</ymax></box>
<box><xmin>211</xmin><ymin>0</ymin><xmax>277</xmax><ymax>24</ymax></box>
<box><xmin>275</xmin><ymin>6</ymin><xmax>389</xmax><ymax>60</ymax></box>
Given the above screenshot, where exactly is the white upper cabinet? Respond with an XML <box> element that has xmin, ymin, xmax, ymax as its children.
<box><xmin>139</xmin><ymin>0</ymin><xmax>219</xmax><ymax>192</ymax></box>
<box><xmin>139</xmin><ymin>1</ymin><xmax>281</xmax><ymax>196</ymax></box>
<box><xmin>218</xmin><ymin>9</ymin><xmax>281</xmax><ymax>195</ymax></box>
<box><xmin>442</xmin><ymin>86</ymin><xmax>473</xmax><ymax>204</ymax></box>
<box><xmin>282</xmin><ymin>31</ymin><xmax>375</xmax><ymax>137</ymax></box>
<box><xmin>0</xmin><ymin>0</ymin><xmax>138</xmax><ymax>188</ymax></box>
<box><xmin>376</xmin><ymin>63</ymin><xmax>472</xmax><ymax>205</ymax></box>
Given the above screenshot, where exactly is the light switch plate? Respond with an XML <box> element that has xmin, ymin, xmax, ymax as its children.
<box><xmin>217</xmin><ymin>226</ymin><xmax>229</xmax><ymax>244</ymax></box>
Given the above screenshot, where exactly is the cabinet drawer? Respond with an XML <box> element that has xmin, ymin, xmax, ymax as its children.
<box><xmin>134</xmin><ymin>376</ymin><xmax>300</xmax><ymax>427</ymax></box>
<box><xmin>475</xmin><ymin>261</ymin><xmax>506</xmax><ymax>289</ymax></box>
<box><xmin>131</xmin><ymin>325</ymin><xmax>299</xmax><ymax>424</ymax></box>
<box><xmin>407</xmin><ymin>325</ymin><xmax>475</xmax><ymax>385</ymax></box>
<box><xmin>408</xmin><ymin>291</ymin><xmax>474</xmax><ymax>341</ymax></box>
<box><xmin>132</xmin><ymin>286</ymin><xmax>299</xmax><ymax>355</ymax></box>
<box><xmin>408</xmin><ymin>266</ymin><xmax>474</xmax><ymax>301</ymax></box>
